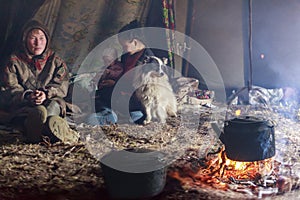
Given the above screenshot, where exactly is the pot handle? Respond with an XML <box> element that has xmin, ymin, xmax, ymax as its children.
<box><xmin>211</xmin><ymin>122</ymin><xmax>226</xmax><ymax>144</ymax></box>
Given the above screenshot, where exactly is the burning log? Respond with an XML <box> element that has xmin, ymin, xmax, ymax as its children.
<box><xmin>169</xmin><ymin>147</ymin><xmax>281</xmax><ymax>199</ymax></box>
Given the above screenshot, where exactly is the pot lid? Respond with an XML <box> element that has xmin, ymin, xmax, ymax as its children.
<box><xmin>100</xmin><ymin>148</ymin><xmax>166</xmax><ymax>173</ymax></box>
<box><xmin>226</xmin><ymin>116</ymin><xmax>275</xmax><ymax>127</ymax></box>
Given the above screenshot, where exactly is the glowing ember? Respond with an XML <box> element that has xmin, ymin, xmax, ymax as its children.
<box><xmin>218</xmin><ymin>147</ymin><xmax>274</xmax><ymax>180</ymax></box>
<box><xmin>169</xmin><ymin>147</ymin><xmax>279</xmax><ymax>198</ymax></box>
<box><xmin>235</xmin><ymin>109</ymin><xmax>241</xmax><ymax>116</ymax></box>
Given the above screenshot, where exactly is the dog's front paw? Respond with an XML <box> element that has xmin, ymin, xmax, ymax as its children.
<box><xmin>167</xmin><ymin>110</ymin><xmax>177</xmax><ymax>118</ymax></box>
<box><xmin>143</xmin><ymin>116</ymin><xmax>152</xmax><ymax>125</ymax></box>
<box><xmin>143</xmin><ymin>119</ymin><xmax>151</xmax><ymax>125</ymax></box>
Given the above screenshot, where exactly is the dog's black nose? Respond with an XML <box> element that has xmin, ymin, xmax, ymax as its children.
<box><xmin>160</xmin><ymin>72</ymin><xmax>164</xmax><ymax>76</ymax></box>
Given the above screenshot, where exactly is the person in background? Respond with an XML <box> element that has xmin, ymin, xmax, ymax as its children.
<box><xmin>87</xmin><ymin>20</ymin><xmax>157</xmax><ymax>125</ymax></box>
<box><xmin>0</xmin><ymin>20</ymin><xmax>78</xmax><ymax>144</ymax></box>
<box><xmin>117</xmin><ymin>20</ymin><xmax>156</xmax><ymax>124</ymax></box>
<box><xmin>86</xmin><ymin>48</ymin><xmax>123</xmax><ymax>125</ymax></box>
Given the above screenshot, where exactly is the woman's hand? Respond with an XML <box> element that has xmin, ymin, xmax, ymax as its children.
<box><xmin>28</xmin><ymin>90</ymin><xmax>47</xmax><ymax>105</ymax></box>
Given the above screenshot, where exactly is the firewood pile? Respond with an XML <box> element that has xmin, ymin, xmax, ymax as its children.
<box><xmin>0</xmin><ymin>103</ymin><xmax>300</xmax><ymax>199</ymax></box>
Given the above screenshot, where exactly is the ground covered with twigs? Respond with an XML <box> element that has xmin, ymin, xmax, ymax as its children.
<box><xmin>0</xmin><ymin>103</ymin><xmax>300</xmax><ymax>199</ymax></box>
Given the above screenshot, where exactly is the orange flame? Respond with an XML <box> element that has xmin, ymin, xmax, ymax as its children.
<box><xmin>208</xmin><ymin>147</ymin><xmax>274</xmax><ymax>180</ymax></box>
<box><xmin>169</xmin><ymin>147</ymin><xmax>275</xmax><ymax>190</ymax></box>
<box><xmin>235</xmin><ymin>109</ymin><xmax>241</xmax><ymax>116</ymax></box>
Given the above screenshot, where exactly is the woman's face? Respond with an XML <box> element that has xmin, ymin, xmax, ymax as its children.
<box><xmin>119</xmin><ymin>39</ymin><xmax>136</xmax><ymax>54</ymax></box>
<box><xmin>26</xmin><ymin>29</ymin><xmax>47</xmax><ymax>56</ymax></box>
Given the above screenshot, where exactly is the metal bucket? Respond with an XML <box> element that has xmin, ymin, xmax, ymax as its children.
<box><xmin>100</xmin><ymin>148</ymin><xmax>167</xmax><ymax>199</ymax></box>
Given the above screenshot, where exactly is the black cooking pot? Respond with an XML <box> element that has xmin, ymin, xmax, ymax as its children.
<box><xmin>221</xmin><ymin>116</ymin><xmax>275</xmax><ymax>162</ymax></box>
<box><xmin>100</xmin><ymin>148</ymin><xmax>167</xmax><ymax>199</ymax></box>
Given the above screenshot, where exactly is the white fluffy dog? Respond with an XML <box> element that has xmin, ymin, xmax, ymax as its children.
<box><xmin>133</xmin><ymin>56</ymin><xmax>177</xmax><ymax>124</ymax></box>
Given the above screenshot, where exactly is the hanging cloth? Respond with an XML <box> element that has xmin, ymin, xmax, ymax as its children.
<box><xmin>162</xmin><ymin>0</ymin><xmax>176</xmax><ymax>68</ymax></box>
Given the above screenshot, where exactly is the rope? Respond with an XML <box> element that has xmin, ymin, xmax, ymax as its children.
<box><xmin>248</xmin><ymin>0</ymin><xmax>253</xmax><ymax>90</ymax></box>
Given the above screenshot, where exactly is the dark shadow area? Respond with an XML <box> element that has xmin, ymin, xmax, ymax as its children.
<box><xmin>0</xmin><ymin>0</ymin><xmax>44</xmax><ymax>67</ymax></box>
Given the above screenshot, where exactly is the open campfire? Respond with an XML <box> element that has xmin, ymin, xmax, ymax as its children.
<box><xmin>169</xmin><ymin>147</ymin><xmax>281</xmax><ymax>199</ymax></box>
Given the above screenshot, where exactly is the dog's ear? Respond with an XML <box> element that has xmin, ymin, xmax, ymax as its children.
<box><xmin>162</xmin><ymin>57</ymin><xmax>168</xmax><ymax>65</ymax></box>
<box><xmin>143</xmin><ymin>56</ymin><xmax>152</xmax><ymax>64</ymax></box>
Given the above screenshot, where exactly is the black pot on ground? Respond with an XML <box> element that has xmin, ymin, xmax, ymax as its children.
<box><xmin>100</xmin><ymin>148</ymin><xmax>167</xmax><ymax>199</ymax></box>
